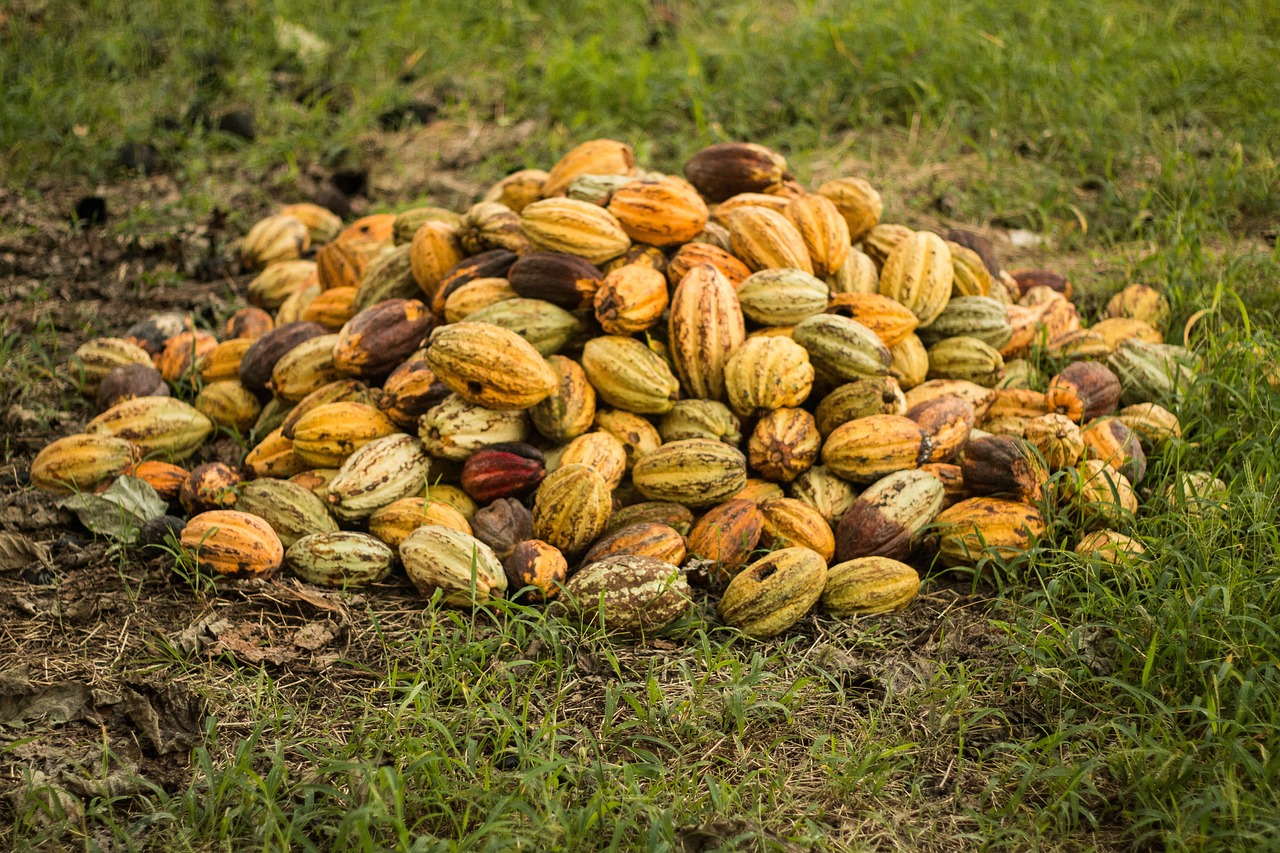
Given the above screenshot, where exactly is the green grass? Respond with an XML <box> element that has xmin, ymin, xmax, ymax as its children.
<box><xmin>3</xmin><ymin>1</ymin><xmax>1280</xmax><ymax>850</ymax></box>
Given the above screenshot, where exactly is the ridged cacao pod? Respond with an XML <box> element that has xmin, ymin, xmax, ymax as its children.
<box><xmin>783</xmin><ymin>193</ymin><xmax>850</xmax><ymax>278</ymax></box>
<box><xmin>426</xmin><ymin>321</ymin><xmax>557</xmax><ymax>411</ymax></box>
<box><xmin>317</xmin><ymin>238</ymin><xmax>375</xmax><ymax>292</ymax></box>
<box><xmin>861</xmin><ymin>223</ymin><xmax>912</xmax><ymax>269</ymax></box>
<box><xmin>1022</xmin><ymin>414</ymin><xmax>1085</xmax><ymax>470</ymax></box>
<box><xmin>70</xmin><ymin>338</ymin><xmax>155</xmax><ymax>395</ymax></box>
<box><xmin>822</xmin><ymin>557</ymin><xmax>919</xmax><ymax>616</ymax></box>
<box><xmin>718</xmin><ymin>547</ymin><xmax>827</xmax><ymax>639</ymax></box>
<box><xmin>816</xmin><ymin>177</ymin><xmax>882</xmax><ymax>243</ymax></box>
<box><xmin>508</xmin><ymin>251</ymin><xmax>602</xmax><ymax>311</ymax></box>
<box><xmin>235</xmin><ymin>478</ymin><xmax>338</xmax><ymax>547</ymax></box>
<box><xmin>281</xmin><ymin>379</ymin><xmax>376</xmax><ymax>440</ymax></box>
<box><xmin>668</xmin><ymin>264</ymin><xmax>746</xmax><ymax>403</ymax></box>
<box><xmin>560</xmin><ymin>554</ymin><xmax>690</xmax><ymax>635</ymax></box>
<box><xmin>243</xmin><ymin>428</ymin><xmax>308</xmax><ymax>480</ymax></box>
<box><xmin>401</xmin><ymin>525</ymin><xmax>507</xmax><ymax>607</ymax></box>
<box><xmin>246</xmin><ymin>260</ymin><xmax>316</xmax><ymax>310</ymax></box>
<box><xmin>907</xmin><ymin>395</ymin><xmax>974</xmax><ymax>464</ymax></box>
<box><xmin>290</xmin><ymin>401</ymin><xmax>397</xmax><ymax>468</ymax></box>
<box><xmin>792</xmin><ymin>314</ymin><xmax>891</xmax><ymax>382</ymax></box>
<box><xmin>461</xmin><ymin>442</ymin><xmax>546</xmax><ymax>502</ymax></box>
<box><xmin>824</xmin><ymin>293</ymin><xmax>919</xmax><ymax>349</ymax></box>
<box><xmin>408</xmin><ymin>221</ymin><xmax>465</xmax><ymax>300</ymax></box>
<box><xmin>834</xmin><ymin>469</ymin><xmax>944</xmax><ymax>563</ymax></box>
<box><xmin>30</xmin><ymin>434</ymin><xmax>140</xmax><ymax>495</ymax></box>
<box><xmin>603</xmin><ymin>502</ymin><xmax>695</xmax><ymax>538</ymax></box>
<box><xmin>543</xmin><ymin>139</ymin><xmax>636</xmax><ymax>197</ymax></box>
<box><xmin>239</xmin><ymin>321</ymin><xmax>326</xmax><ymax>396</ymax></box>
<box><xmin>1075</xmin><ymin>530</ymin><xmax>1145</xmax><ymax>564</ymax></box>
<box><xmin>431</xmin><ymin>249</ymin><xmax>519</xmax><ymax>316</ymax></box>
<box><xmin>268</xmin><ymin>333</ymin><xmax>342</xmax><ymax>403</ymax></box>
<box><xmin>667</xmin><ymin>242</ymin><xmax>751</xmax><ymax>289</ymax></box>
<box><xmin>484</xmin><ymin>169</ymin><xmax>549</xmax><ymax>213</ymax></box>
<box><xmin>593</xmin><ymin>409</ymin><xmax>662</xmax><ymax>471</ymax></box>
<box><xmin>927</xmin><ymin>336</ymin><xmax>1005</xmax><ymax>387</ymax></box>
<box><xmin>723</xmin><ymin>335</ymin><xmax>814</xmax><ymax>417</ymax></box>
<box><xmin>504</xmin><ymin>539</ymin><xmax>568</xmax><ymax>602</ymax></box>
<box><xmin>154</xmin><ymin>330</ymin><xmax>217</xmax><ymax>385</ymax></box>
<box><xmin>580</xmin><ymin>522</ymin><xmax>686</xmax><ymax>571</ymax></box>
<box><xmin>378</xmin><ymin>359</ymin><xmax>449</xmax><ymax>430</ymax></box>
<box><xmin>240</xmin><ymin>215</ymin><xmax>309</xmax><ymax>271</ymax></box>
<box><xmin>961</xmin><ymin>435</ymin><xmax>1048</xmax><ymax>502</ymax></box>
<box><xmin>442</xmin><ymin>277</ymin><xmax>517</xmax><ymax>325</ymax></box>
<box><xmin>822</xmin><ymin>415</ymin><xmax>931</xmax><ymax>484</ymax></box>
<box><xmin>1069</xmin><ymin>460</ymin><xmax>1138</xmax><ymax>527</ymax></box>
<box><xmin>520</xmin><ymin>198</ymin><xmax>630</xmax><ymax>265</ymax></box>
<box><xmin>458</xmin><ymin>201</ymin><xmax>528</xmax><ymax>255</ymax></box>
<box><xmin>326</xmin><ymin>433</ymin><xmax>432</xmax><ymax>521</ymax></box>
<box><xmin>368</xmin><ymin>497</ymin><xmax>472</xmax><ymax>552</ymax></box>
<box><xmin>581</xmin><ymin>335</ymin><xmax>680</xmax><ymax>415</ymax></box>
<box><xmin>736</xmin><ymin>268</ymin><xmax>829</xmax><ymax>326</ymax></box>
<box><xmin>684</xmin><ymin>142</ymin><xmax>787</xmax><ymax>202</ymax></box>
<box><xmin>759</xmin><ymin>497</ymin><xmax>835</xmax><ymax>561</ymax></box>
<box><xmin>286</xmin><ymin>531</ymin><xmax>394</xmax><ymax>588</ymax></box>
<box><xmin>1107</xmin><ymin>339</ymin><xmax>1194</xmax><ymax>406</ymax></box>
<box><xmin>660</xmin><ymin>400</ymin><xmax>742</xmax><ymax>446</ymax></box>
<box><xmin>594</xmin><ymin>264</ymin><xmax>668</xmax><ymax>335</ymax></box>
<box><xmin>919</xmin><ymin>296</ymin><xmax>1012</xmax><ymax>350</ymax></box>
<box><xmin>607</xmin><ymin>178</ymin><xmax>710</xmax><ymax>247</ymax></box>
<box><xmin>1091</xmin><ymin>317</ymin><xmax>1163</xmax><ymax>350</ymax></box>
<box><xmin>530</xmin><ymin>355</ymin><xmax>597</xmax><ymax>443</ymax></box>
<box><xmin>684</xmin><ymin>499</ymin><xmax>763</xmax><ymax>582</ymax></box>
<box><xmin>790</xmin><ymin>465</ymin><xmax>859</xmax><ymax>526</ymax></box>
<box><xmin>1105</xmin><ymin>284</ymin><xmax>1170</xmax><ymax>331</ymax></box>
<box><xmin>1117</xmin><ymin>403</ymin><xmax>1181</xmax><ymax>446</ymax></box>
<box><xmin>747</xmin><ymin>407</ymin><xmax>821</xmax><ymax>483</ymax></box>
<box><xmin>905</xmin><ymin>379</ymin><xmax>997</xmax><ymax>421</ymax></box>
<box><xmin>279</xmin><ymin>203</ymin><xmax>341</xmax><ymax>245</ymax></box>
<box><xmin>826</xmin><ymin>248</ymin><xmax>879</xmax><ymax>296</ymax></box>
<box><xmin>420</xmin><ymin>394</ymin><xmax>529</xmax><ymax>461</ymax></box>
<box><xmin>726</xmin><ymin>206</ymin><xmax>813</xmax><ymax>274</ymax></box>
<box><xmin>815</xmin><ymin>379</ymin><xmax>906</xmax><ymax>437</ymax></box>
<box><xmin>1046</xmin><ymin>362</ymin><xmax>1122</xmax><ymax>423</ymax></box>
<box><xmin>532</xmin><ymin>461</ymin><xmax>612</xmax><ymax>554</ymax></box>
<box><xmin>1081</xmin><ymin>418</ymin><xmax>1147</xmax><ymax>485</ymax></box>
<box><xmin>879</xmin><ymin>231</ymin><xmax>952</xmax><ymax>326</ymax></box>
<box><xmin>947</xmin><ymin>241</ymin><xmax>996</xmax><ymax>298</ymax></box>
<box><xmin>180</xmin><ymin>510</ymin><xmax>284</xmax><ymax>578</ymax></box>
<box><xmin>933</xmin><ymin>497</ymin><xmax>1045</xmax><ymax>568</ymax></box>
<box><xmin>127</xmin><ymin>460</ymin><xmax>188</xmax><ymax>501</ymax></box>
<box><xmin>302</xmin><ymin>286</ymin><xmax>358</xmax><ymax>331</ymax></box>
<box><xmin>86</xmin><ymin>396</ymin><xmax>213</xmax><ymax>462</ymax></box>
<box><xmin>559</xmin><ymin>431</ymin><xmax>627</xmax><ymax>490</ymax></box>
<box><xmin>353</xmin><ymin>245</ymin><xmax>422</xmax><ymax>314</ymax></box>
<box><xmin>632</xmin><ymin>439</ymin><xmax>748</xmax><ymax>507</ymax></box>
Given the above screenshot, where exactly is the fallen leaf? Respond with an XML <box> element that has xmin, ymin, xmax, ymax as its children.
<box><xmin>57</xmin><ymin>476</ymin><xmax>166</xmax><ymax>543</ymax></box>
<box><xmin>0</xmin><ymin>532</ymin><xmax>50</xmax><ymax>570</ymax></box>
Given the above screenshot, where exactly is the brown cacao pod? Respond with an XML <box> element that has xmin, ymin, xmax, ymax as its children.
<box><xmin>684</xmin><ymin>142</ymin><xmax>787</xmax><ymax>202</ymax></box>
<box><xmin>834</xmin><ymin>469</ymin><xmax>944</xmax><ymax>563</ymax></box>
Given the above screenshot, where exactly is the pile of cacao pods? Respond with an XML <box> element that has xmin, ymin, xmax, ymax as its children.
<box><xmin>28</xmin><ymin>138</ymin><xmax>1216</xmax><ymax>639</ymax></box>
